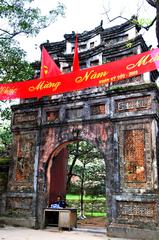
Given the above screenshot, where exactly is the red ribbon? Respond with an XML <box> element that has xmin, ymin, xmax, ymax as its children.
<box><xmin>0</xmin><ymin>48</ymin><xmax>158</xmax><ymax>100</ymax></box>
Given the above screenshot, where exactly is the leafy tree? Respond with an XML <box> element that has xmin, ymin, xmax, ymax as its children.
<box><xmin>0</xmin><ymin>0</ymin><xmax>65</xmax><ymax>83</ymax></box>
<box><xmin>0</xmin><ymin>0</ymin><xmax>65</xmax><ymax>147</ymax></box>
<box><xmin>66</xmin><ymin>141</ymin><xmax>80</xmax><ymax>192</ymax></box>
<box><xmin>67</xmin><ymin>141</ymin><xmax>106</xmax><ymax>218</ymax></box>
<box><xmin>0</xmin><ymin>100</ymin><xmax>12</xmax><ymax>153</ymax></box>
<box><xmin>0</xmin><ymin>125</ymin><xmax>12</xmax><ymax>150</ymax></box>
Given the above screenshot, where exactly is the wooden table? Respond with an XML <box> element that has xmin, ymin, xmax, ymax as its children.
<box><xmin>43</xmin><ymin>208</ymin><xmax>77</xmax><ymax>230</ymax></box>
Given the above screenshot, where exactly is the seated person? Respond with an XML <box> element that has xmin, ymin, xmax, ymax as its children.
<box><xmin>51</xmin><ymin>195</ymin><xmax>68</xmax><ymax>208</ymax></box>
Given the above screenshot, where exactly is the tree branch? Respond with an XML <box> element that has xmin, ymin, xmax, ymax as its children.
<box><xmin>107</xmin><ymin>15</ymin><xmax>130</xmax><ymax>23</ymax></box>
<box><xmin>0</xmin><ymin>28</ymin><xmax>31</xmax><ymax>40</ymax></box>
<box><xmin>67</xmin><ymin>142</ymin><xmax>79</xmax><ymax>191</ymax></box>
<box><xmin>103</xmin><ymin>11</ymin><xmax>157</xmax><ymax>32</ymax></box>
<box><xmin>146</xmin><ymin>0</ymin><xmax>157</xmax><ymax>8</ymax></box>
<box><xmin>144</xmin><ymin>16</ymin><xmax>157</xmax><ymax>30</ymax></box>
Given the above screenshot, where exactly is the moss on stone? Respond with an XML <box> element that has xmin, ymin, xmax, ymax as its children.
<box><xmin>106</xmin><ymin>83</ymin><xmax>158</xmax><ymax>95</ymax></box>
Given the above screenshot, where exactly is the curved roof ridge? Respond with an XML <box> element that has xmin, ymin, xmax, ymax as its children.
<box><xmin>64</xmin><ymin>16</ymin><xmax>136</xmax><ymax>42</ymax></box>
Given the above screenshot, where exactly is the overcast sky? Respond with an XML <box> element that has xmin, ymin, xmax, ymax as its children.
<box><xmin>18</xmin><ymin>0</ymin><xmax>157</xmax><ymax>62</ymax></box>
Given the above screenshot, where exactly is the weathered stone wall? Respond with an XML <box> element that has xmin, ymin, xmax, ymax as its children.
<box><xmin>0</xmin><ymin>83</ymin><xmax>159</xmax><ymax>239</ymax></box>
<box><xmin>107</xmin><ymin>85</ymin><xmax>159</xmax><ymax>239</ymax></box>
<box><xmin>1</xmin><ymin>108</ymin><xmax>40</xmax><ymax>226</ymax></box>
<box><xmin>5</xmin><ymin>130</ymin><xmax>38</xmax><ymax>220</ymax></box>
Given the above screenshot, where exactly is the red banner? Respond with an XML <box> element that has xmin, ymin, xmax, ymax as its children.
<box><xmin>0</xmin><ymin>48</ymin><xmax>159</xmax><ymax>100</ymax></box>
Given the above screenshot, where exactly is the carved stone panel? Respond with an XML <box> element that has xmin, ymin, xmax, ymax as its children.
<box><xmin>118</xmin><ymin>122</ymin><xmax>152</xmax><ymax>190</ymax></box>
<box><xmin>117</xmin><ymin>201</ymin><xmax>157</xmax><ymax>223</ymax></box>
<box><xmin>90</xmin><ymin>104</ymin><xmax>105</xmax><ymax>115</ymax></box>
<box><xmin>124</xmin><ymin>129</ymin><xmax>146</xmax><ymax>183</ymax></box>
<box><xmin>8</xmin><ymin>132</ymin><xmax>37</xmax><ymax>191</ymax></box>
<box><xmin>16</xmin><ymin>133</ymin><xmax>36</xmax><ymax>182</ymax></box>
<box><xmin>13</xmin><ymin>112</ymin><xmax>38</xmax><ymax>125</ymax></box>
<box><xmin>66</xmin><ymin>108</ymin><xmax>83</xmax><ymax>120</ymax></box>
<box><xmin>115</xmin><ymin>96</ymin><xmax>151</xmax><ymax>113</ymax></box>
<box><xmin>46</xmin><ymin>111</ymin><xmax>59</xmax><ymax>122</ymax></box>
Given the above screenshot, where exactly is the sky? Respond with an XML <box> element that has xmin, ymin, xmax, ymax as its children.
<box><xmin>18</xmin><ymin>0</ymin><xmax>157</xmax><ymax>62</ymax></box>
<box><xmin>0</xmin><ymin>0</ymin><xmax>157</xmax><ymax>119</ymax></box>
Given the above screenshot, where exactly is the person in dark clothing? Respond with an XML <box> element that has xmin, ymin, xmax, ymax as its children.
<box><xmin>51</xmin><ymin>195</ymin><xmax>68</xmax><ymax>208</ymax></box>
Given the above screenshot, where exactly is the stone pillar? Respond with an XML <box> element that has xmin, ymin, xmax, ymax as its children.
<box><xmin>107</xmin><ymin>87</ymin><xmax>159</xmax><ymax>239</ymax></box>
<box><xmin>3</xmin><ymin>107</ymin><xmax>40</xmax><ymax>228</ymax></box>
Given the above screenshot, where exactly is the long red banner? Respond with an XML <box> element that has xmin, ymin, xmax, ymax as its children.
<box><xmin>0</xmin><ymin>48</ymin><xmax>159</xmax><ymax>100</ymax></box>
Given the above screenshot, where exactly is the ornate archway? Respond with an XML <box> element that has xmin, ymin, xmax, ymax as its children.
<box><xmin>36</xmin><ymin>120</ymin><xmax>114</xmax><ymax>226</ymax></box>
<box><xmin>44</xmin><ymin>138</ymin><xmax>107</xmax><ymax>220</ymax></box>
<box><xmin>3</xmin><ymin>83</ymin><xmax>159</xmax><ymax>239</ymax></box>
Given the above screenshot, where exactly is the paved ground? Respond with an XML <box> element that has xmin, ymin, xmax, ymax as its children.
<box><xmin>0</xmin><ymin>226</ymin><xmax>135</xmax><ymax>240</ymax></box>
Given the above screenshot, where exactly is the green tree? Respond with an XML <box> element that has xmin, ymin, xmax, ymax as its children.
<box><xmin>67</xmin><ymin>141</ymin><xmax>106</xmax><ymax>218</ymax></box>
<box><xmin>0</xmin><ymin>125</ymin><xmax>12</xmax><ymax>150</ymax></box>
<box><xmin>0</xmin><ymin>0</ymin><xmax>65</xmax><ymax>83</ymax></box>
<box><xmin>0</xmin><ymin>0</ymin><xmax>65</xmax><ymax>147</ymax></box>
<box><xmin>66</xmin><ymin>142</ymin><xmax>80</xmax><ymax>192</ymax></box>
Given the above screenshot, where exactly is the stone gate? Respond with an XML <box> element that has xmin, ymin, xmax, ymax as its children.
<box><xmin>5</xmin><ymin>82</ymin><xmax>159</xmax><ymax>239</ymax></box>
<box><xmin>1</xmin><ymin>18</ymin><xmax>159</xmax><ymax>239</ymax></box>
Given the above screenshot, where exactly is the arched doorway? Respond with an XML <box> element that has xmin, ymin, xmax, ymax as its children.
<box><xmin>6</xmin><ymin>83</ymin><xmax>159</xmax><ymax>239</ymax></box>
<box><xmin>35</xmin><ymin>121</ymin><xmax>114</xmax><ymax>229</ymax></box>
<box><xmin>46</xmin><ymin>139</ymin><xmax>107</xmax><ymax>229</ymax></box>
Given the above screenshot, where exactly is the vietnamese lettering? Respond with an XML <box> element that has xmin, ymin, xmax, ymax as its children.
<box><xmin>99</xmin><ymin>70</ymin><xmax>139</xmax><ymax>85</ymax></box>
<box><xmin>29</xmin><ymin>81</ymin><xmax>61</xmax><ymax>92</ymax></box>
<box><xmin>75</xmin><ymin>70</ymin><xmax>109</xmax><ymax>84</ymax></box>
<box><xmin>99</xmin><ymin>73</ymin><xmax>128</xmax><ymax>85</ymax></box>
<box><xmin>129</xmin><ymin>70</ymin><xmax>138</xmax><ymax>77</ymax></box>
<box><xmin>117</xmin><ymin>73</ymin><xmax>126</xmax><ymax>80</ymax></box>
<box><xmin>126</xmin><ymin>53</ymin><xmax>159</xmax><ymax>70</ymax></box>
<box><xmin>120</xmin><ymin>204</ymin><xmax>153</xmax><ymax>217</ymax></box>
<box><xmin>117</xmin><ymin>97</ymin><xmax>151</xmax><ymax>111</ymax></box>
<box><xmin>0</xmin><ymin>86</ymin><xmax>17</xmax><ymax>95</ymax></box>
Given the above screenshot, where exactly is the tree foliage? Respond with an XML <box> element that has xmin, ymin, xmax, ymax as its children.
<box><xmin>67</xmin><ymin>141</ymin><xmax>106</xmax><ymax>217</ymax></box>
<box><xmin>0</xmin><ymin>125</ymin><xmax>12</xmax><ymax>150</ymax></box>
<box><xmin>0</xmin><ymin>40</ymin><xmax>34</xmax><ymax>83</ymax></box>
<box><xmin>0</xmin><ymin>0</ymin><xmax>65</xmax><ymax>83</ymax></box>
<box><xmin>0</xmin><ymin>0</ymin><xmax>65</xmax><ymax>148</ymax></box>
<box><xmin>0</xmin><ymin>0</ymin><xmax>65</xmax><ymax>39</ymax></box>
<box><xmin>67</xmin><ymin>141</ymin><xmax>105</xmax><ymax>194</ymax></box>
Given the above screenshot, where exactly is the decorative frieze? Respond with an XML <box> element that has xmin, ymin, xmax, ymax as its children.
<box><xmin>66</xmin><ymin>108</ymin><xmax>83</xmax><ymax>120</ymax></box>
<box><xmin>13</xmin><ymin>112</ymin><xmax>38</xmax><ymax>125</ymax></box>
<box><xmin>115</xmin><ymin>96</ymin><xmax>151</xmax><ymax>112</ymax></box>
<box><xmin>90</xmin><ymin>104</ymin><xmax>105</xmax><ymax>115</ymax></box>
<box><xmin>117</xmin><ymin>201</ymin><xmax>157</xmax><ymax>223</ymax></box>
<box><xmin>124</xmin><ymin>129</ymin><xmax>146</xmax><ymax>183</ymax></box>
<box><xmin>46</xmin><ymin>111</ymin><xmax>59</xmax><ymax>122</ymax></box>
<box><xmin>118</xmin><ymin>122</ymin><xmax>152</xmax><ymax>190</ymax></box>
<box><xmin>43</xmin><ymin>102</ymin><xmax>108</xmax><ymax>124</ymax></box>
<box><xmin>6</xmin><ymin>132</ymin><xmax>37</xmax><ymax>193</ymax></box>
